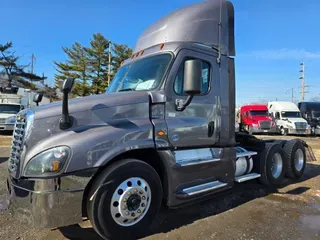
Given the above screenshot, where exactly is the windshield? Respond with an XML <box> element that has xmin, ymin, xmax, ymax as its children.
<box><xmin>106</xmin><ymin>54</ymin><xmax>172</xmax><ymax>93</ymax></box>
<box><xmin>0</xmin><ymin>104</ymin><xmax>21</xmax><ymax>114</ymax></box>
<box><xmin>281</xmin><ymin>111</ymin><xmax>301</xmax><ymax>118</ymax></box>
<box><xmin>250</xmin><ymin>110</ymin><xmax>268</xmax><ymax>116</ymax></box>
<box><xmin>312</xmin><ymin>111</ymin><xmax>320</xmax><ymax>118</ymax></box>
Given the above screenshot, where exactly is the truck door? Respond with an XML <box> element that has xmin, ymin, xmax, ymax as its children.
<box><xmin>164</xmin><ymin>49</ymin><xmax>220</xmax><ymax>148</ymax></box>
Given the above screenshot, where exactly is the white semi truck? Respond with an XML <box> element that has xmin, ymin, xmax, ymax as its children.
<box><xmin>0</xmin><ymin>87</ymin><xmax>50</xmax><ymax>132</ymax></box>
<box><xmin>268</xmin><ymin>101</ymin><xmax>311</xmax><ymax>136</ymax></box>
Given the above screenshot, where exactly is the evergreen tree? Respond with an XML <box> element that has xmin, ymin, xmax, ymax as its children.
<box><xmin>85</xmin><ymin>33</ymin><xmax>110</xmax><ymax>94</ymax></box>
<box><xmin>54</xmin><ymin>42</ymin><xmax>91</xmax><ymax>96</ymax></box>
<box><xmin>111</xmin><ymin>43</ymin><xmax>133</xmax><ymax>78</ymax></box>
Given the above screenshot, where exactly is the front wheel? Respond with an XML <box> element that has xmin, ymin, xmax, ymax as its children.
<box><xmin>280</xmin><ymin>127</ymin><xmax>287</xmax><ymax>136</ymax></box>
<box><xmin>87</xmin><ymin>159</ymin><xmax>163</xmax><ymax>240</ymax></box>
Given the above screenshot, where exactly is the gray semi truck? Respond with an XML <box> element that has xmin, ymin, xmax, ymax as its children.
<box><xmin>7</xmin><ymin>1</ymin><xmax>307</xmax><ymax>240</ymax></box>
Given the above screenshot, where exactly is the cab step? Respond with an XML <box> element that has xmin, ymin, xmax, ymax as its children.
<box><xmin>179</xmin><ymin>180</ymin><xmax>228</xmax><ymax>197</ymax></box>
<box><xmin>234</xmin><ymin>173</ymin><xmax>261</xmax><ymax>183</ymax></box>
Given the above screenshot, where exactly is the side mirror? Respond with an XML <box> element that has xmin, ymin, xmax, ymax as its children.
<box><xmin>275</xmin><ymin>112</ymin><xmax>280</xmax><ymax>119</ymax></box>
<box><xmin>176</xmin><ymin>59</ymin><xmax>202</xmax><ymax>111</ymax></box>
<box><xmin>60</xmin><ymin>77</ymin><xmax>75</xmax><ymax>129</ymax></box>
<box><xmin>62</xmin><ymin>77</ymin><xmax>75</xmax><ymax>93</ymax></box>
<box><xmin>33</xmin><ymin>93</ymin><xmax>43</xmax><ymax>106</ymax></box>
<box><xmin>183</xmin><ymin>59</ymin><xmax>202</xmax><ymax>95</ymax></box>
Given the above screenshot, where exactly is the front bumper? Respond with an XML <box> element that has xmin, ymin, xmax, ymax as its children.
<box><xmin>251</xmin><ymin>125</ymin><xmax>277</xmax><ymax>133</ymax></box>
<box><xmin>287</xmin><ymin>128</ymin><xmax>311</xmax><ymax>135</ymax></box>
<box><xmin>7</xmin><ymin>172</ymin><xmax>94</xmax><ymax>229</ymax></box>
<box><xmin>0</xmin><ymin>124</ymin><xmax>14</xmax><ymax>131</ymax></box>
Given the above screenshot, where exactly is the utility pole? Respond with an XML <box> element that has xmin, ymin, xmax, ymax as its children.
<box><xmin>291</xmin><ymin>87</ymin><xmax>294</xmax><ymax>102</ymax></box>
<box><xmin>299</xmin><ymin>62</ymin><xmax>309</xmax><ymax>101</ymax></box>
<box><xmin>108</xmin><ymin>41</ymin><xmax>112</xmax><ymax>86</ymax></box>
<box><xmin>31</xmin><ymin>53</ymin><xmax>36</xmax><ymax>74</ymax></box>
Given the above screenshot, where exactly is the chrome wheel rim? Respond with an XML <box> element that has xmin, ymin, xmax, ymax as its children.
<box><xmin>294</xmin><ymin>149</ymin><xmax>304</xmax><ymax>172</ymax></box>
<box><xmin>110</xmin><ymin>177</ymin><xmax>151</xmax><ymax>227</ymax></box>
<box><xmin>271</xmin><ymin>152</ymin><xmax>283</xmax><ymax>178</ymax></box>
<box><xmin>280</xmin><ymin>128</ymin><xmax>285</xmax><ymax>135</ymax></box>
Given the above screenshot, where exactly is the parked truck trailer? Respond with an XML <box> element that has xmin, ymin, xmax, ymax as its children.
<box><xmin>7</xmin><ymin>1</ymin><xmax>308</xmax><ymax>240</ymax></box>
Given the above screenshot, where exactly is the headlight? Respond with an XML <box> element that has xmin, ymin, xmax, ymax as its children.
<box><xmin>307</xmin><ymin>124</ymin><xmax>311</xmax><ymax>129</ymax></box>
<box><xmin>7</xmin><ymin>116</ymin><xmax>16</xmax><ymax>124</ymax></box>
<box><xmin>23</xmin><ymin>146</ymin><xmax>71</xmax><ymax>177</ymax></box>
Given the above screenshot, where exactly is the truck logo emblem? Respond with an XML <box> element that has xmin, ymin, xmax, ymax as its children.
<box><xmin>171</xmin><ymin>134</ymin><xmax>179</xmax><ymax>141</ymax></box>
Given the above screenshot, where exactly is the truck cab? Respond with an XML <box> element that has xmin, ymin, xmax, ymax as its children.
<box><xmin>238</xmin><ymin>104</ymin><xmax>276</xmax><ymax>134</ymax></box>
<box><xmin>0</xmin><ymin>87</ymin><xmax>49</xmax><ymax>132</ymax></box>
<box><xmin>0</xmin><ymin>103</ymin><xmax>23</xmax><ymax>132</ymax></box>
<box><xmin>298</xmin><ymin>101</ymin><xmax>320</xmax><ymax>135</ymax></box>
<box><xmin>6</xmin><ymin>1</ymin><xmax>308</xmax><ymax>239</ymax></box>
<box><xmin>268</xmin><ymin>101</ymin><xmax>311</xmax><ymax>136</ymax></box>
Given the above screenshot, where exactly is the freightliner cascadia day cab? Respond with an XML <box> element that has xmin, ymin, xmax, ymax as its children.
<box><xmin>7</xmin><ymin>1</ymin><xmax>308</xmax><ymax>239</ymax></box>
<box><xmin>298</xmin><ymin>101</ymin><xmax>320</xmax><ymax>135</ymax></box>
<box><xmin>238</xmin><ymin>104</ymin><xmax>276</xmax><ymax>134</ymax></box>
<box><xmin>268</xmin><ymin>101</ymin><xmax>311</xmax><ymax>136</ymax></box>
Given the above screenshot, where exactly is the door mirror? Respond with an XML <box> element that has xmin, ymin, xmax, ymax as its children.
<box><xmin>62</xmin><ymin>77</ymin><xmax>75</xmax><ymax>93</ymax></box>
<box><xmin>183</xmin><ymin>59</ymin><xmax>202</xmax><ymax>95</ymax></box>
<box><xmin>275</xmin><ymin>112</ymin><xmax>280</xmax><ymax>119</ymax></box>
<box><xmin>176</xmin><ymin>59</ymin><xmax>202</xmax><ymax>111</ymax></box>
<box><xmin>33</xmin><ymin>93</ymin><xmax>43</xmax><ymax>106</ymax></box>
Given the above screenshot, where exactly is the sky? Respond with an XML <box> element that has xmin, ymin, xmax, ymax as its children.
<box><xmin>1</xmin><ymin>0</ymin><xmax>320</xmax><ymax>105</ymax></box>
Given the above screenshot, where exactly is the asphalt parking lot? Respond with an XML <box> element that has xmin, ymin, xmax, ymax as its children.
<box><xmin>0</xmin><ymin>134</ymin><xmax>319</xmax><ymax>240</ymax></box>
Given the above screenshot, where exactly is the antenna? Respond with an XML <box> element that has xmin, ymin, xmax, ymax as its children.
<box><xmin>217</xmin><ymin>0</ymin><xmax>222</xmax><ymax>64</ymax></box>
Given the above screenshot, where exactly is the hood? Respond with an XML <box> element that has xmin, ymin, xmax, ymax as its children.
<box><xmin>0</xmin><ymin>113</ymin><xmax>16</xmax><ymax>119</ymax></box>
<box><xmin>251</xmin><ymin>116</ymin><xmax>273</xmax><ymax>122</ymax></box>
<box><xmin>33</xmin><ymin>91</ymin><xmax>151</xmax><ymax>120</ymax></box>
<box><xmin>282</xmin><ymin>118</ymin><xmax>307</xmax><ymax>124</ymax></box>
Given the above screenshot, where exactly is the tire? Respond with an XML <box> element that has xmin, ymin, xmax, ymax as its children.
<box><xmin>87</xmin><ymin>159</ymin><xmax>162</xmax><ymax>240</ymax></box>
<box><xmin>254</xmin><ymin>143</ymin><xmax>286</xmax><ymax>186</ymax></box>
<box><xmin>283</xmin><ymin>140</ymin><xmax>306</xmax><ymax>179</ymax></box>
<box><xmin>311</xmin><ymin>127</ymin><xmax>315</xmax><ymax>136</ymax></box>
<box><xmin>280</xmin><ymin>127</ymin><xmax>287</xmax><ymax>136</ymax></box>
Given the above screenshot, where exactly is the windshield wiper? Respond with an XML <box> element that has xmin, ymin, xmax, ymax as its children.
<box><xmin>118</xmin><ymin>88</ymin><xmax>135</xmax><ymax>92</ymax></box>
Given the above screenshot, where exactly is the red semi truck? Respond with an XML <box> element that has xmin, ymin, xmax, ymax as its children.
<box><xmin>238</xmin><ymin>104</ymin><xmax>276</xmax><ymax>134</ymax></box>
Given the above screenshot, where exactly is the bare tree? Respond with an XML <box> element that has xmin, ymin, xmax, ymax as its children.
<box><xmin>0</xmin><ymin>41</ymin><xmax>44</xmax><ymax>88</ymax></box>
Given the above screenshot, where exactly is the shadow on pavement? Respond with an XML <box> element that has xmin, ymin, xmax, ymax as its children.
<box><xmin>58</xmin><ymin>162</ymin><xmax>320</xmax><ymax>240</ymax></box>
<box><xmin>0</xmin><ymin>157</ymin><xmax>8</xmax><ymax>164</ymax></box>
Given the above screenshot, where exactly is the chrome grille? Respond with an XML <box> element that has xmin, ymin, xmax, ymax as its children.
<box><xmin>8</xmin><ymin>114</ymin><xmax>26</xmax><ymax>174</ymax></box>
<box><xmin>259</xmin><ymin>120</ymin><xmax>271</xmax><ymax>130</ymax></box>
<box><xmin>295</xmin><ymin>122</ymin><xmax>307</xmax><ymax>129</ymax></box>
<box><xmin>0</xmin><ymin>118</ymin><xmax>6</xmax><ymax>124</ymax></box>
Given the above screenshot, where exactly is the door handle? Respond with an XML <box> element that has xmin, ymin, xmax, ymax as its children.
<box><xmin>208</xmin><ymin>121</ymin><xmax>215</xmax><ymax>137</ymax></box>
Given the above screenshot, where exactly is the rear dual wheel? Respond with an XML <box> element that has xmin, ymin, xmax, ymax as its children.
<box><xmin>283</xmin><ymin>140</ymin><xmax>306</xmax><ymax>179</ymax></box>
<box><xmin>87</xmin><ymin>159</ymin><xmax>162</xmax><ymax>240</ymax></box>
<box><xmin>255</xmin><ymin>143</ymin><xmax>286</xmax><ymax>186</ymax></box>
